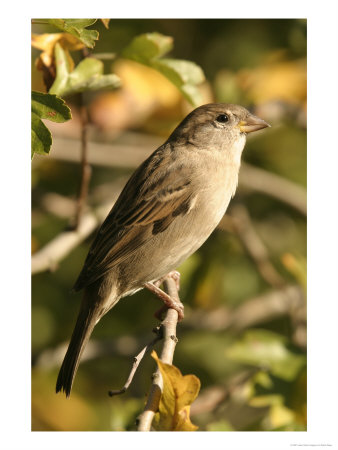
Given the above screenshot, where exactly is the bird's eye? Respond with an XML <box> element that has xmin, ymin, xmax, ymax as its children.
<box><xmin>216</xmin><ymin>114</ymin><xmax>229</xmax><ymax>123</ymax></box>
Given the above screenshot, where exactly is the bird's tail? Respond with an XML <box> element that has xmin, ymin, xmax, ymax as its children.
<box><xmin>56</xmin><ymin>293</ymin><xmax>100</xmax><ymax>397</ymax></box>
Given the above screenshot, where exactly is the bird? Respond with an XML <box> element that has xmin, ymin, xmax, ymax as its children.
<box><xmin>56</xmin><ymin>103</ymin><xmax>270</xmax><ymax>397</ymax></box>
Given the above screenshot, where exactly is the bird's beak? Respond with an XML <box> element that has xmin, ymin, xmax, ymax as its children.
<box><xmin>238</xmin><ymin>115</ymin><xmax>271</xmax><ymax>133</ymax></box>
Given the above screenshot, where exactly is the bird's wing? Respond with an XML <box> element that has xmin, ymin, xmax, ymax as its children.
<box><xmin>73</xmin><ymin>146</ymin><xmax>195</xmax><ymax>290</ymax></box>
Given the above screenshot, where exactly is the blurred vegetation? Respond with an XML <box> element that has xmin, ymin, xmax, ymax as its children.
<box><xmin>31</xmin><ymin>18</ymin><xmax>306</xmax><ymax>431</ymax></box>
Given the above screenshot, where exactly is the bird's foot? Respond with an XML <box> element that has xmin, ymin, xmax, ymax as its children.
<box><xmin>153</xmin><ymin>270</ymin><xmax>181</xmax><ymax>291</ymax></box>
<box><xmin>145</xmin><ymin>277</ymin><xmax>184</xmax><ymax>321</ymax></box>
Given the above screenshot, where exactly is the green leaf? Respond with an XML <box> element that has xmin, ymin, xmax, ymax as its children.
<box><xmin>206</xmin><ymin>420</ymin><xmax>234</xmax><ymax>431</ymax></box>
<box><xmin>31</xmin><ymin>111</ymin><xmax>52</xmax><ymax>158</ymax></box>
<box><xmin>226</xmin><ymin>329</ymin><xmax>306</xmax><ymax>381</ymax></box>
<box><xmin>122</xmin><ymin>32</ymin><xmax>205</xmax><ymax>107</ymax></box>
<box><xmin>122</xmin><ymin>32</ymin><xmax>173</xmax><ymax>62</ymax></box>
<box><xmin>31</xmin><ymin>91</ymin><xmax>72</xmax><ymax>123</ymax></box>
<box><xmin>47</xmin><ymin>19</ymin><xmax>99</xmax><ymax>48</ymax></box>
<box><xmin>49</xmin><ymin>43</ymin><xmax>121</xmax><ymax>97</ymax></box>
<box><xmin>31</xmin><ymin>91</ymin><xmax>72</xmax><ymax>159</ymax></box>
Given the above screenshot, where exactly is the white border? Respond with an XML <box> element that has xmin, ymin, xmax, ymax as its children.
<box><xmin>1</xmin><ymin>1</ymin><xmax>337</xmax><ymax>449</ymax></box>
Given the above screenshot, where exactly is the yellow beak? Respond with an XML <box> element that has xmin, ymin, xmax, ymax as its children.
<box><xmin>238</xmin><ymin>115</ymin><xmax>270</xmax><ymax>133</ymax></box>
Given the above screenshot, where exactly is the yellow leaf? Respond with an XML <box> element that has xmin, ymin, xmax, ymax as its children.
<box><xmin>32</xmin><ymin>33</ymin><xmax>85</xmax><ymax>89</ymax></box>
<box><xmin>101</xmin><ymin>19</ymin><xmax>110</xmax><ymax>29</ymax></box>
<box><xmin>238</xmin><ymin>57</ymin><xmax>307</xmax><ymax>105</ymax></box>
<box><xmin>282</xmin><ymin>253</ymin><xmax>307</xmax><ymax>291</ymax></box>
<box><xmin>151</xmin><ymin>351</ymin><xmax>200</xmax><ymax>431</ymax></box>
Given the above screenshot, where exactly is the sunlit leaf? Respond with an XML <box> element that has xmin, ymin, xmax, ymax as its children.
<box><xmin>206</xmin><ymin>420</ymin><xmax>234</xmax><ymax>431</ymax></box>
<box><xmin>122</xmin><ymin>32</ymin><xmax>205</xmax><ymax>107</ymax></box>
<box><xmin>49</xmin><ymin>43</ymin><xmax>121</xmax><ymax>97</ymax></box>
<box><xmin>101</xmin><ymin>19</ymin><xmax>110</xmax><ymax>29</ymax></box>
<box><xmin>31</xmin><ymin>91</ymin><xmax>71</xmax><ymax>159</ymax></box>
<box><xmin>151</xmin><ymin>351</ymin><xmax>200</xmax><ymax>431</ymax></box>
<box><xmin>32</xmin><ymin>91</ymin><xmax>72</xmax><ymax>122</ymax></box>
<box><xmin>32</xmin><ymin>33</ymin><xmax>84</xmax><ymax>91</ymax></box>
<box><xmin>238</xmin><ymin>57</ymin><xmax>307</xmax><ymax>105</ymax></box>
<box><xmin>282</xmin><ymin>253</ymin><xmax>307</xmax><ymax>291</ymax></box>
<box><xmin>47</xmin><ymin>19</ymin><xmax>99</xmax><ymax>48</ymax></box>
<box><xmin>226</xmin><ymin>329</ymin><xmax>306</xmax><ymax>381</ymax></box>
<box><xmin>122</xmin><ymin>32</ymin><xmax>173</xmax><ymax>62</ymax></box>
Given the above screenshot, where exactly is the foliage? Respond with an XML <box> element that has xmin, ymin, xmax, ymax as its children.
<box><xmin>49</xmin><ymin>43</ymin><xmax>121</xmax><ymax>97</ymax></box>
<box><xmin>226</xmin><ymin>329</ymin><xmax>306</xmax><ymax>381</ymax></box>
<box><xmin>31</xmin><ymin>18</ymin><xmax>307</xmax><ymax>432</ymax></box>
<box><xmin>122</xmin><ymin>33</ymin><xmax>205</xmax><ymax>106</ymax></box>
<box><xmin>151</xmin><ymin>351</ymin><xmax>200</xmax><ymax>431</ymax></box>
<box><xmin>43</xmin><ymin>19</ymin><xmax>99</xmax><ymax>48</ymax></box>
<box><xmin>31</xmin><ymin>91</ymin><xmax>71</xmax><ymax>158</ymax></box>
<box><xmin>31</xmin><ymin>20</ymin><xmax>205</xmax><ymax>158</ymax></box>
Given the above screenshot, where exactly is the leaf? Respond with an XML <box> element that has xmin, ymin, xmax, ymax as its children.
<box><xmin>31</xmin><ymin>111</ymin><xmax>52</xmax><ymax>158</ymax></box>
<box><xmin>46</xmin><ymin>19</ymin><xmax>99</xmax><ymax>48</ymax></box>
<box><xmin>122</xmin><ymin>32</ymin><xmax>205</xmax><ymax>106</ymax></box>
<box><xmin>226</xmin><ymin>329</ymin><xmax>306</xmax><ymax>381</ymax></box>
<box><xmin>31</xmin><ymin>91</ymin><xmax>72</xmax><ymax>122</ymax></box>
<box><xmin>101</xmin><ymin>19</ymin><xmax>110</xmax><ymax>29</ymax></box>
<box><xmin>31</xmin><ymin>91</ymin><xmax>72</xmax><ymax>159</ymax></box>
<box><xmin>206</xmin><ymin>420</ymin><xmax>234</xmax><ymax>431</ymax></box>
<box><xmin>49</xmin><ymin>43</ymin><xmax>121</xmax><ymax>97</ymax></box>
<box><xmin>282</xmin><ymin>253</ymin><xmax>307</xmax><ymax>291</ymax></box>
<box><xmin>152</xmin><ymin>59</ymin><xmax>205</xmax><ymax>105</ymax></box>
<box><xmin>122</xmin><ymin>32</ymin><xmax>173</xmax><ymax>62</ymax></box>
<box><xmin>32</xmin><ymin>33</ymin><xmax>85</xmax><ymax>91</ymax></box>
<box><xmin>151</xmin><ymin>351</ymin><xmax>200</xmax><ymax>431</ymax></box>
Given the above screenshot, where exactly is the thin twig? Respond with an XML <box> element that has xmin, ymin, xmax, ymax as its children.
<box><xmin>226</xmin><ymin>204</ymin><xmax>285</xmax><ymax>288</ymax></box>
<box><xmin>108</xmin><ymin>328</ymin><xmax>163</xmax><ymax>397</ymax></box>
<box><xmin>73</xmin><ymin>102</ymin><xmax>92</xmax><ymax>229</ymax></box>
<box><xmin>239</xmin><ymin>163</ymin><xmax>306</xmax><ymax>216</ymax></box>
<box><xmin>137</xmin><ymin>277</ymin><xmax>179</xmax><ymax>431</ymax></box>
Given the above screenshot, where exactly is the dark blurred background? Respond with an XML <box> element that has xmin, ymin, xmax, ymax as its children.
<box><xmin>31</xmin><ymin>18</ymin><xmax>306</xmax><ymax>431</ymax></box>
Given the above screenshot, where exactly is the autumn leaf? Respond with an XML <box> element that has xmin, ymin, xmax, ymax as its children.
<box><xmin>32</xmin><ymin>33</ymin><xmax>85</xmax><ymax>90</ymax></box>
<box><xmin>101</xmin><ymin>19</ymin><xmax>110</xmax><ymax>29</ymax></box>
<box><xmin>151</xmin><ymin>351</ymin><xmax>200</xmax><ymax>431</ymax></box>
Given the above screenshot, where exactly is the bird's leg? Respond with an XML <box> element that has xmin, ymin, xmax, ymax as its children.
<box><xmin>145</xmin><ymin>271</ymin><xmax>184</xmax><ymax>321</ymax></box>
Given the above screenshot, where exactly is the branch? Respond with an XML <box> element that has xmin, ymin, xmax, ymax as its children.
<box><xmin>185</xmin><ymin>285</ymin><xmax>305</xmax><ymax>334</ymax></box>
<box><xmin>224</xmin><ymin>204</ymin><xmax>285</xmax><ymax>288</ymax></box>
<box><xmin>108</xmin><ymin>328</ymin><xmax>162</xmax><ymax>397</ymax></box>
<box><xmin>239</xmin><ymin>163</ymin><xmax>306</xmax><ymax>216</ymax></box>
<box><xmin>137</xmin><ymin>277</ymin><xmax>179</xmax><ymax>431</ymax></box>
<box><xmin>31</xmin><ymin>200</ymin><xmax>112</xmax><ymax>274</ymax></box>
<box><xmin>72</xmin><ymin>102</ymin><xmax>92</xmax><ymax>229</ymax></box>
<box><xmin>44</xmin><ymin>134</ymin><xmax>306</xmax><ymax>215</ymax></box>
<box><xmin>31</xmin><ymin>179</ymin><xmax>126</xmax><ymax>275</ymax></box>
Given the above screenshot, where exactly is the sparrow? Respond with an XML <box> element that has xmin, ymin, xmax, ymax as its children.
<box><xmin>56</xmin><ymin>103</ymin><xmax>270</xmax><ymax>396</ymax></box>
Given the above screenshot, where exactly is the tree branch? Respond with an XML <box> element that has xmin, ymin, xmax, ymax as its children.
<box><xmin>239</xmin><ymin>163</ymin><xmax>306</xmax><ymax>216</ymax></box>
<box><xmin>137</xmin><ymin>277</ymin><xmax>179</xmax><ymax>431</ymax></box>
<box><xmin>31</xmin><ymin>200</ymin><xmax>112</xmax><ymax>274</ymax></box>
<box><xmin>108</xmin><ymin>327</ymin><xmax>162</xmax><ymax>397</ymax></box>
<box><xmin>72</xmin><ymin>102</ymin><xmax>92</xmax><ymax>229</ymax></box>
<box><xmin>225</xmin><ymin>204</ymin><xmax>285</xmax><ymax>288</ymax></box>
<box><xmin>42</xmin><ymin>133</ymin><xmax>306</xmax><ymax>215</ymax></box>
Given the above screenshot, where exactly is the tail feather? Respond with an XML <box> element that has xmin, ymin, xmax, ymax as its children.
<box><xmin>56</xmin><ymin>300</ymin><xmax>99</xmax><ymax>397</ymax></box>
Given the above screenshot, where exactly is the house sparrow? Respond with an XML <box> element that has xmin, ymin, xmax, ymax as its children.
<box><xmin>56</xmin><ymin>103</ymin><xmax>270</xmax><ymax>396</ymax></box>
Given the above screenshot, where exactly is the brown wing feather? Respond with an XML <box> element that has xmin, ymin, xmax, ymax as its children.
<box><xmin>73</xmin><ymin>145</ymin><xmax>194</xmax><ymax>291</ymax></box>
